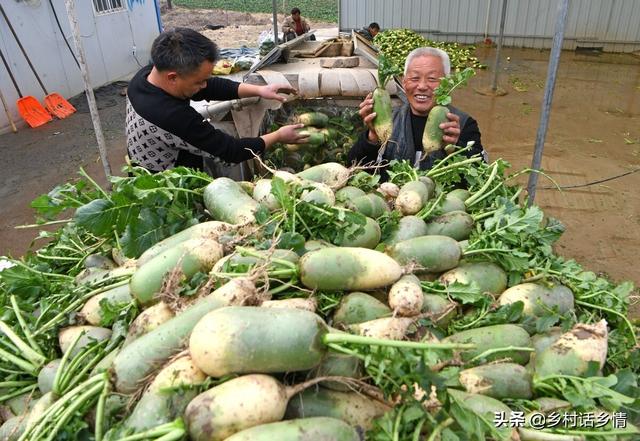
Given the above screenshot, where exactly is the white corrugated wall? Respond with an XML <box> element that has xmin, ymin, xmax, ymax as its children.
<box><xmin>0</xmin><ymin>0</ymin><xmax>160</xmax><ymax>133</ymax></box>
<box><xmin>340</xmin><ymin>0</ymin><xmax>640</xmax><ymax>52</ymax></box>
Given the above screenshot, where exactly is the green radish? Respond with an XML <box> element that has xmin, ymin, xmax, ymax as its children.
<box><xmin>0</xmin><ymin>416</ymin><xmax>22</xmax><ymax>441</ymax></box>
<box><xmin>443</xmin><ymin>324</ymin><xmax>532</xmax><ymax>364</ymax></box>
<box><xmin>223</xmin><ymin>248</ymin><xmax>300</xmax><ymax>268</ymax></box>
<box><xmin>129</xmin><ymin>237</ymin><xmax>223</xmax><ymax>306</ymax></box>
<box><xmin>498</xmin><ymin>283</ymin><xmax>575</xmax><ymax>317</ymax></box>
<box><xmin>458</xmin><ymin>363</ymin><xmax>532</xmax><ymax>399</ymax></box>
<box><xmin>448</xmin><ymin>188</ymin><xmax>470</xmax><ymax>202</ymax></box>
<box><xmin>337</xmin><ymin>216</ymin><xmax>381</xmax><ymax>249</ymax></box>
<box><xmin>58</xmin><ymin>326</ymin><xmax>111</xmax><ymax>357</ymax></box>
<box><xmin>186</xmin><ymin>374</ymin><xmax>357</xmax><ymax>441</ymax></box>
<box><xmin>204</xmin><ymin>177</ymin><xmax>261</xmax><ymax>224</ymax></box>
<box><xmin>294</xmin><ymin>112</ymin><xmax>329</xmax><ymax>127</ymax></box>
<box><xmin>296</xmin><ymin>127</ymin><xmax>326</xmax><ymax>146</ymax></box>
<box><xmin>417</xmin><ymin>176</ymin><xmax>436</xmax><ymax>198</ymax></box>
<box><xmin>424</xmin><ymin>210</ymin><xmax>474</xmax><ymax>241</ymax></box>
<box><xmin>299</xmin><ymin>247</ymin><xmax>402</xmax><ymax>291</ymax></box>
<box><xmin>346</xmin><ymin>193</ymin><xmax>388</xmax><ymax>218</ymax></box>
<box><xmin>123</xmin><ymin>301</ymin><xmax>175</xmax><ymax>347</ymax></box>
<box><xmin>387</xmin><ymin>235</ymin><xmax>461</xmax><ymax>273</ymax></box>
<box><xmin>137</xmin><ymin>221</ymin><xmax>234</xmax><ymax>266</ymax></box>
<box><xmin>440</xmin><ymin>194</ymin><xmax>467</xmax><ymax>213</ymax></box>
<box><xmin>79</xmin><ymin>284</ymin><xmax>132</xmax><ymax>326</ymax></box>
<box><xmin>372</xmin><ymin>87</ymin><xmax>393</xmax><ymax>146</ymax></box>
<box><xmin>534</xmin><ymin>320</ymin><xmax>608</xmax><ymax>377</ymax></box>
<box><xmin>285</xmin><ymin>387</ymin><xmax>391</xmax><ymax>431</ymax></box>
<box><xmin>310</xmin><ymin>352</ymin><xmax>364</xmax><ymax>392</ymax></box>
<box><xmin>421</xmin><ymin>294</ymin><xmax>457</xmax><ymax>326</ymax></box>
<box><xmin>447</xmin><ymin>388</ymin><xmax>514</xmax><ymax>438</ymax></box>
<box><xmin>302</xmin><ymin>239</ymin><xmax>335</xmax><ymax>254</ymax></box>
<box><xmin>395</xmin><ymin>180</ymin><xmax>430</xmax><ymax>215</ymax></box>
<box><xmin>422</xmin><ymin>68</ymin><xmax>475</xmax><ymax>158</ymax></box>
<box><xmin>530</xmin><ymin>327</ymin><xmax>564</xmax><ymax>355</ymax></box>
<box><xmin>189</xmin><ymin>306</ymin><xmax>469</xmax><ymax>378</ymax></box>
<box><xmin>388</xmin><ymin>274</ymin><xmax>423</xmax><ymax>317</ymax></box>
<box><xmin>252</xmin><ymin>179</ymin><xmax>281</xmax><ymax>211</ymax></box>
<box><xmin>112</xmin><ymin>277</ymin><xmax>257</xmax><ymax>393</ymax></box>
<box><xmin>439</xmin><ymin>261</ymin><xmax>507</xmax><ymax>295</ymax></box>
<box><xmin>37</xmin><ymin>359</ymin><xmax>61</xmax><ymax>394</ymax></box>
<box><xmin>124</xmin><ymin>354</ymin><xmax>206</xmax><ymax>432</ymax></box>
<box><xmin>1</xmin><ymin>393</ymin><xmax>56</xmax><ymax>441</ymax></box>
<box><xmin>332</xmin><ymin>292</ymin><xmax>391</xmax><ymax>327</ymax></box>
<box><xmin>385</xmin><ymin>215</ymin><xmax>429</xmax><ymax>246</ymax></box>
<box><xmin>74</xmin><ymin>267</ymin><xmax>110</xmax><ymax>286</ymax></box>
<box><xmin>301</xmin><ymin>182</ymin><xmax>336</xmax><ymax>206</ymax></box>
<box><xmin>335</xmin><ymin>186</ymin><xmax>366</xmax><ymax>204</ymax></box>
<box><xmin>261</xmin><ymin>297</ymin><xmax>317</xmax><ymax>312</ymax></box>
<box><xmin>297</xmin><ymin>162</ymin><xmax>350</xmax><ymax>190</ymax></box>
<box><xmin>422</xmin><ymin>105</ymin><xmax>449</xmax><ymax>156</ymax></box>
<box><xmin>224</xmin><ymin>417</ymin><xmax>359</xmax><ymax>441</ymax></box>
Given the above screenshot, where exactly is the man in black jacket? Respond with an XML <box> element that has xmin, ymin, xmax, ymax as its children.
<box><xmin>348</xmin><ymin>47</ymin><xmax>486</xmax><ymax>175</ymax></box>
<box><xmin>126</xmin><ymin>28</ymin><xmax>307</xmax><ymax>172</ymax></box>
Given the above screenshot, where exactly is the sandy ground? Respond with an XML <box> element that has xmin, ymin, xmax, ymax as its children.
<box><xmin>0</xmin><ymin>10</ymin><xmax>638</xmax><ymax>314</ymax></box>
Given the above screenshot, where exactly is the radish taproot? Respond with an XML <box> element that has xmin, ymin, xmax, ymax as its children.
<box><xmin>300</xmin><ymin>247</ymin><xmax>402</xmax><ymax>291</ymax></box>
<box><xmin>79</xmin><ymin>283</ymin><xmax>132</xmax><ymax>326</ymax></box>
<box><xmin>534</xmin><ymin>320</ymin><xmax>608</xmax><ymax>377</ymax></box>
<box><xmin>301</xmin><ymin>182</ymin><xmax>336</xmax><ymax>206</ymax></box>
<box><xmin>294</xmin><ymin>112</ymin><xmax>329</xmax><ymax>127</ymax></box>
<box><xmin>261</xmin><ymin>297</ymin><xmax>317</xmax><ymax>312</ymax></box>
<box><xmin>122</xmin><ymin>301</ymin><xmax>174</xmax><ymax>347</ymax></box>
<box><xmin>424</xmin><ymin>210</ymin><xmax>474</xmax><ymax>241</ymax></box>
<box><xmin>443</xmin><ymin>324</ymin><xmax>532</xmax><ymax>364</ymax></box>
<box><xmin>346</xmin><ymin>193</ymin><xmax>389</xmax><ymax>218</ymax></box>
<box><xmin>124</xmin><ymin>354</ymin><xmax>206</xmax><ymax>431</ymax></box>
<box><xmin>203</xmin><ymin>177</ymin><xmax>261</xmax><ymax>224</ymax></box>
<box><xmin>112</xmin><ymin>277</ymin><xmax>257</xmax><ymax>393</ymax></box>
<box><xmin>378</xmin><ymin>182</ymin><xmax>400</xmax><ymax>200</ymax></box>
<box><xmin>285</xmin><ymin>387</ymin><xmax>391</xmax><ymax>431</ymax></box>
<box><xmin>499</xmin><ymin>283</ymin><xmax>574</xmax><ymax>317</ymax></box>
<box><xmin>189</xmin><ymin>306</ymin><xmax>473</xmax><ymax>377</ymax></box>
<box><xmin>332</xmin><ymin>292</ymin><xmax>391</xmax><ymax>327</ymax></box>
<box><xmin>459</xmin><ymin>363</ymin><xmax>532</xmax><ymax>399</ymax></box>
<box><xmin>349</xmin><ymin>316</ymin><xmax>418</xmax><ymax>340</ymax></box>
<box><xmin>58</xmin><ymin>326</ymin><xmax>111</xmax><ymax>357</ymax></box>
<box><xmin>186</xmin><ymin>374</ymin><xmax>360</xmax><ymax>441</ymax></box>
<box><xmin>136</xmin><ymin>221</ymin><xmax>234</xmax><ymax>266</ymax></box>
<box><xmin>129</xmin><ymin>237</ymin><xmax>223</xmax><ymax>306</ymax></box>
<box><xmin>337</xmin><ymin>216</ymin><xmax>381</xmax><ymax>249</ymax></box>
<box><xmin>387</xmin><ymin>235</ymin><xmax>461</xmax><ymax>272</ymax></box>
<box><xmin>385</xmin><ymin>215</ymin><xmax>429</xmax><ymax>246</ymax></box>
<box><xmin>224</xmin><ymin>417</ymin><xmax>360</xmax><ymax>441</ymax></box>
<box><xmin>421</xmin><ymin>294</ymin><xmax>457</xmax><ymax>326</ymax></box>
<box><xmin>252</xmin><ymin>179</ymin><xmax>280</xmax><ymax>211</ymax></box>
<box><xmin>439</xmin><ymin>261</ymin><xmax>507</xmax><ymax>296</ymax></box>
<box><xmin>297</xmin><ymin>162</ymin><xmax>350</xmax><ymax>190</ymax></box>
<box><xmin>311</xmin><ymin>352</ymin><xmax>364</xmax><ymax>392</ymax></box>
<box><xmin>440</xmin><ymin>194</ymin><xmax>467</xmax><ymax>213</ymax></box>
<box><xmin>335</xmin><ymin>186</ymin><xmax>366</xmax><ymax>205</ymax></box>
<box><xmin>395</xmin><ymin>180</ymin><xmax>430</xmax><ymax>215</ymax></box>
<box><xmin>388</xmin><ymin>274</ymin><xmax>423</xmax><ymax>317</ymax></box>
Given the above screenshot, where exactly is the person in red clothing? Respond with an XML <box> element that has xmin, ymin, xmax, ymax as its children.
<box><xmin>282</xmin><ymin>7</ymin><xmax>315</xmax><ymax>42</ymax></box>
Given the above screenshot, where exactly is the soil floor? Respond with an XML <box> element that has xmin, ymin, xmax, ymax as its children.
<box><xmin>0</xmin><ymin>10</ymin><xmax>638</xmax><ymax>313</ymax></box>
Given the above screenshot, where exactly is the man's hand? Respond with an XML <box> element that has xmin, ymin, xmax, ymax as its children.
<box><xmin>359</xmin><ymin>93</ymin><xmax>380</xmax><ymax>144</ymax></box>
<box><xmin>441</xmin><ymin>112</ymin><xmax>461</xmax><ymax>145</ymax></box>
<box><xmin>259</xmin><ymin>84</ymin><xmax>298</xmax><ymax>102</ymax></box>
<box><xmin>276</xmin><ymin>124</ymin><xmax>309</xmax><ymax>144</ymax></box>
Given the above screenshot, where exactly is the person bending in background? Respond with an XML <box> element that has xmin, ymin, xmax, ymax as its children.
<box><xmin>126</xmin><ymin>28</ymin><xmax>307</xmax><ymax>173</ymax></box>
<box><xmin>357</xmin><ymin>22</ymin><xmax>381</xmax><ymax>41</ymax></box>
<box><xmin>282</xmin><ymin>7</ymin><xmax>315</xmax><ymax>42</ymax></box>
<box><xmin>348</xmin><ymin>47</ymin><xmax>487</xmax><ymax>178</ymax></box>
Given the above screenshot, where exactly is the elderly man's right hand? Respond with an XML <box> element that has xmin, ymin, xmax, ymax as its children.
<box><xmin>359</xmin><ymin>93</ymin><xmax>380</xmax><ymax>144</ymax></box>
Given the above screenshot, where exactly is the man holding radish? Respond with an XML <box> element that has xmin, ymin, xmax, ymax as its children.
<box><xmin>126</xmin><ymin>28</ymin><xmax>308</xmax><ymax>173</ymax></box>
<box><xmin>348</xmin><ymin>47</ymin><xmax>487</xmax><ymax>175</ymax></box>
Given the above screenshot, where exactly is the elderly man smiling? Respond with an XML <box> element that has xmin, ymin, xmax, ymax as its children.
<box><xmin>348</xmin><ymin>47</ymin><xmax>487</xmax><ymax>175</ymax></box>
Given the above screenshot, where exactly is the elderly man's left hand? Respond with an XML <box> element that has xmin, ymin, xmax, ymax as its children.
<box><xmin>259</xmin><ymin>84</ymin><xmax>298</xmax><ymax>102</ymax></box>
<box><xmin>441</xmin><ymin>112</ymin><xmax>461</xmax><ymax>145</ymax></box>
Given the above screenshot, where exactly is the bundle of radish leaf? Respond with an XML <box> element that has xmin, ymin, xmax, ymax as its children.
<box><xmin>1</xmin><ymin>152</ymin><xmax>638</xmax><ymax>440</ymax></box>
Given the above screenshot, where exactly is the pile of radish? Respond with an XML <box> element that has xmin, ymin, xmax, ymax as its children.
<box><xmin>0</xmin><ymin>149</ymin><xmax>637</xmax><ymax>441</ymax></box>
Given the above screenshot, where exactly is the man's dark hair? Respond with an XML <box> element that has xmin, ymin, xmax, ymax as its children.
<box><xmin>291</xmin><ymin>7</ymin><xmax>301</xmax><ymax>15</ymax></box>
<box><xmin>151</xmin><ymin>28</ymin><xmax>218</xmax><ymax>75</ymax></box>
<box><xmin>369</xmin><ymin>22</ymin><xmax>380</xmax><ymax>31</ymax></box>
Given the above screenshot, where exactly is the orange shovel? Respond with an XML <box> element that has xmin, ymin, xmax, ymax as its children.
<box><xmin>0</xmin><ymin>46</ymin><xmax>52</xmax><ymax>128</ymax></box>
<box><xmin>0</xmin><ymin>3</ymin><xmax>75</xmax><ymax>119</ymax></box>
